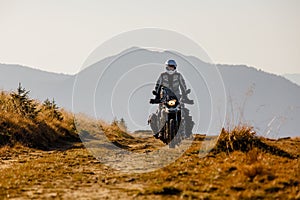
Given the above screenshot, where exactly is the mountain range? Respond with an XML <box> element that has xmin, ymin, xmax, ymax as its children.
<box><xmin>283</xmin><ymin>73</ymin><xmax>300</xmax><ymax>86</ymax></box>
<box><xmin>0</xmin><ymin>48</ymin><xmax>299</xmax><ymax>138</ymax></box>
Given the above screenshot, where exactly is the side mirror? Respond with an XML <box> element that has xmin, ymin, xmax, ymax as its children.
<box><xmin>152</xmin><ymin>90</ymin><xmax>158</xmax><ymax>96</ymax></box>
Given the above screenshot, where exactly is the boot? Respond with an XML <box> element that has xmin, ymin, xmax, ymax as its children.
<box><xmin>153</xmin><ymin>130</ymin><xmax>163</xmax><ymax>139</ymax></box>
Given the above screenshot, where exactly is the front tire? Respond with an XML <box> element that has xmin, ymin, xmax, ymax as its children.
<box><xmin>169</xmin><ymin>119</ymin><xmax>176</xmax><ymax>148</ymax></box>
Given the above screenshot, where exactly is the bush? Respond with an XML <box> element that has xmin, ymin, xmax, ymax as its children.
<box><xmin>41</xmin><ymin>98</ymin><xmax>63</xmax><ymax>121</ymax></box>
<box><xmin>211</xmin><ymin>126</ymin><xmax>295</xmax><ymax>159</ymax></box>
<box><xmin>0</xmin><ymin>85</ymin><xmax>78</xmax><ymax>149</ymax></box>
<box><xmin>212</xmin><ymin>126</ymin><xmax>257</xmax><ymax>154</ymax></box>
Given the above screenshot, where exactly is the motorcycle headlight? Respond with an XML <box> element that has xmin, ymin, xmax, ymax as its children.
<box><xmin>167</xmin><ymin>99</ymin><xmax>177</xmax><ymax>107</ymax></box>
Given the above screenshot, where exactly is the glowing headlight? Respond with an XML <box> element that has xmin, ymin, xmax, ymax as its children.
<box><xmin>167</xmin><ymin>99</ymin><xmax>177</xmax><ymax>106</ymax></box>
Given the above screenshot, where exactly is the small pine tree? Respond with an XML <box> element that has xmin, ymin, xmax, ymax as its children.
<box><xmin>11</xmin><ymin>83</ymin><xmax>39</xmax><ymax>119</ymax></box>
<box><xmin>119</xmin><ymin>118</ymin><xmax>127</xmax><ymax>132</ymax></box>
<box><xmin>42</xmin><ymin>98</ymin><xmax>63</xmax><ymax>121</ymax></box>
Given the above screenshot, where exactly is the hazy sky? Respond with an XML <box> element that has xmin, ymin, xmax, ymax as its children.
<box><xmin>0</xmin><ymin>0</ymin><xmax>299</xmax><ymax>75</ymax></box>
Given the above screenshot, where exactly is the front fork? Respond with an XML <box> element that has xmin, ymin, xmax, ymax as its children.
<box><xmin>160</xmin><ymin>109</ymin><xmax>182</xmax><ymax>140</ymax></box>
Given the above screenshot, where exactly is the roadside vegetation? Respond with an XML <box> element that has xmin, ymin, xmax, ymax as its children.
<box><xmin>0</xmin><ymin>84</ymin><xmax>78</xmax><ymax>149</ymax></box>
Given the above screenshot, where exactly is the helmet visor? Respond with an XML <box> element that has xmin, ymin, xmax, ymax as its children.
<box><xmin>166</xmin><ymin>65</ymin><xmax>176</xmax><ymax>71</ymax></box>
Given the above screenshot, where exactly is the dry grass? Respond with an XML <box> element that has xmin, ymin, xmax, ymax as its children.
<box><xmin>0</xmin><ymin>127</ymin><xmax>299</xmax><ymax>199</ymax></box>
<box><xmin>212</xmin><ymin>126</ymin><xmax>257</xmax><ymax>154</ymax></box>
<box><xmin>0</xmin><ymin>90</ymin><xmax>78</xmax><ymax>149</ymax></box>
<box><xmin>211</xmin><ymin>126</ymin><xmax>296</xmax><ymax>160</ymax></box>
<box><xmin>245</xmin><ymin>148</ymin><xmax>261</xmax><ymax>164</ymax></box>
<box><xmin>75</xmin><ymin>113</ymin><xmax>135</xmax><ymax>145</ymax></box>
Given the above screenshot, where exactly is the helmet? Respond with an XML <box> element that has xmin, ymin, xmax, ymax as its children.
<box><xmin>165</xmin><ymin>60</ymin><xmax>177</xmax><ymax>75</ymax></box>
<box><xmin>165</xmin><ymin>59</ymin><xmax>177</xmax><ymax>68</ymax></box>
<box><xmin>165</xmin><ymin>59</ymin><xmax>177</xmax><ymax>75</ymax></box>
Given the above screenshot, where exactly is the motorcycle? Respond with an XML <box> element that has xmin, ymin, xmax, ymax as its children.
<box><xmin>149</xmin><ymin>86</ymin><xmax>194</xmax><ymax>148</ymax></box>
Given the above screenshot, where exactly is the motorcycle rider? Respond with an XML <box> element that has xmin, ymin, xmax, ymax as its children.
<box><xmin>149</xmin><ymin>59</ymin><xmax>193</xmax><ymax>139</ymax></box>
<box><xmin>155</xmin><ymin>59</ymin><xmax>188</xmax><ymax>99</ymax></box>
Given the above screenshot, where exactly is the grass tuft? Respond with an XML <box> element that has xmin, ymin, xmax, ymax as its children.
<box><xmin>212</xmin><ymin>126</ymin><xmax>257</xmax><ymax>154</ymax></box>
<box><xmin>211</xmin><ymin>126</ymin><xmax>296</xmax><ymax>159</ymax></box>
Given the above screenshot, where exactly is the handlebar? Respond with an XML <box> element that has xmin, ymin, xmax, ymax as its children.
<box><xmin>149</xmin><ymin>99</ymin><xmax>161</xmax><ymax>104</ymax></box>
<box><xmin>150</xmin><ymin>98</ymin><xmax>194</xmax><ymax>105</ymax></box>
<box><xmin>149</xmin><ymin>89</ymin><xmax>194</xmax><ymax>105</ymax></box>
<box><xmin>181</xmin><ymin>98</ymin><xmax>194</xmax><ymax>105</ymax></box>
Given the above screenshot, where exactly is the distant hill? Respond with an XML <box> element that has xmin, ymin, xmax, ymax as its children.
<box><xmin>0</xmin><ymin>48</ymin><xmax>299</xmax><ymax>138</ymax></box>
<box><xmin>283</xmin><ymin>73</ymin><xmax>300</xmax><ymax>86</ymax></box>
<box><xmin>0</xmin><ymin>63</ymin><xmax>73</xmax><ymax>104</ymax></box>
<box><xmin>217</xmin><ymin>65</ymin><xmax>300</xmax><ymax>138</ymax></box>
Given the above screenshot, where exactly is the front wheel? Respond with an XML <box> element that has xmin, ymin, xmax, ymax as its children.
<box><xmin>169</xmin><ymin>119</ymin><xmax>176</xmax><ymax>148</ymax></box>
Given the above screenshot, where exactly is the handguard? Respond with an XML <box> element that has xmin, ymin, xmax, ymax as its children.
<box><xmin>150</xmin><ymin>98</ymin><xmax>161</xmax><ymax>104</ymax></box>
<box><xmin>181</xmin><ymin>98</ymin><xmax>194</xmax><ymax>105</ymax></box>
<box><xmin>181</xmin><ymin>89</ymin><xmax>194</xmax><ymax>105</ymax></box>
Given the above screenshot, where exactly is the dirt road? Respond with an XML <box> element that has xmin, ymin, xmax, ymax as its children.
<box><xmin>0</xmin><ymin>135</ymin><xmax>299</xmax><ymax>199</ymax></box>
